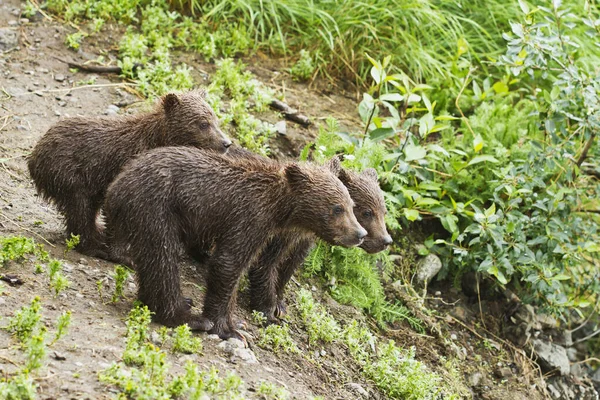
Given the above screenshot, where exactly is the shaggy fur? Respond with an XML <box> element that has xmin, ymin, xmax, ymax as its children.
<box><xmin>246</xmin><ymin>160</ymin><xmax>392</xmax><ymax>322</ymax></box>
<box><xmin>103</xmin><ymin>147</ymin><xmax>366</xmax><ymax>339</ymax></box>
<box><xmin>27</xmin><ymin>90</ymin><xmax>231</xmax><ymax>258</ymax></box>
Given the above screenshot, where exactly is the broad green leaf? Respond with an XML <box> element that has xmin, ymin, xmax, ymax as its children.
<box><xmin>435</xmin><ymin>115</ymin><xmax>459</xmax><ymax>121</ymax></box>
<box><xmin>416</xmin><ymin>197</ymin><xmax>440</xmax><ymax>207</ymax></box>
<box><xmin>485</xmin><ymin>203</ymin><xmax>496</xmax><ymax>218</ymax></box>
<box><xmin>369</xmin><ymin>127</ymin><xmax>396</xmax><ymax>142</ymax></box>
<box><xmin>468</xmin><ymin>155</ymin><xmax>499</xmax><ymax>166</ymax></box>
<box><xmin>473</xmin><ymin>81</ymin><xmax>482</xmax><ymax>99</ymax></box>
<box><xmin>403</xmin><ymin>208</ymin><xmax>420</xmax><ymax>221</ymax></box>
<box><xmin>518</xmin><ymin>0</ymin><xmax>530</xmax><ymax>14</ymax></box>
<box><xmin>406</xmin><ymin>94</ymin><xmax>421</xmax><ymax>104</ymax></box>
<box><xmin>492</xmin><ymin>81</ymin><xmax>509</xmax><ymax>94</ymax></box>
<box><xmin>404</xmin><ymin>143</ymin><xmax>426</xmax><ymax>161</ymax></box>
<box><xmin>380</xmin><ymin>93</ymin><xmax>404</xmax><ymax>102</ymax></box>
<box><xmin>552</xmin><ymin>274</ymin><xmax>571</xmax><ymax>281</ymax></box>
<box><xmin>457</xmin><ymin>37</ymin><xmax>468</xmax><ymax>57</ymax></box>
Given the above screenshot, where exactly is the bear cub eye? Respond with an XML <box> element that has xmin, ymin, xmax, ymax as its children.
<box><xmin>332</xmin><ymin>205</ymin><xmax>344</xmax><ymax>215</ymax></box>
<box><xmin>199</xmin><ymin>121</ymin><xmax>210</xmax><ymax>130</ymax></box>
<box><xmin>362</xmin><ymin>209</ymin><xmax>373</xmax><ymax>218</ymax></box>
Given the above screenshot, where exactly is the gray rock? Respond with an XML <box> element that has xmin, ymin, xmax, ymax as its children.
<box><xmin>414</xmin><ymin>254</ymin><xmax>442</xmax><ymax>286</ymax></box>
<box><xmin>495</xmin><ymin>366</ymin><xmax>512</xmax><ymax>379</ymax></box>
<box><xmin>0</xmin><ymin>28</ymin><xmax>18</xmax><ymax>51</ymax></box>
<box><xmin>274</xmin><ymin>121</ymin><xmax>287</xmax><ymax>135</ymax></box>
<box><xmin>231</xmin><ymin>348</ymin><xmax>257</xmax><ymax>364</ymax></box>
<box><xmin>8</xmin><ymin>20</ymin><xmax>18</xmax><ymax>27</ymax></box>
<box><xmin>78</xmin><ymin>258</ymin><xmax>88</xmax><ymax>265</ymax></box>
<box><xmin>592</xmin><ymin>368</ymin><xmax>600</xmax><ymax>384</ymax></box>
<box><xmin>105</xmin><ymin>104</ymin><xmax>119</xmax><ymax>116</ymax></box>
<box><xmin>0</xmin><ymin>297</ymin><xmax>5</xmax><ymax>305</ymax></box>
<box><xmin>533</xmin><ymin>339</ymin><xmax>570</xmax><ymax>375</ymax></box>
<box><xmin>217</xmin><ymin>338</ymin><xmax>245</xmax><ymax>354</ymax></box>
<box><xmin>468</xmin><ymin>372</ymin><xmax>483</xmax><ymax>387</ymax></box>
<box><xmin>536</xmin><ymin>313</ymin><xmax>559</xmax><ymax>329</ymax></box>
<box><xmin>206</xmin><ymin>334</ymin><xmax>220</xmax><ymax>341</ymax></box>
<box><xmin>346</xmin><ymin>383</ymin><xmax>369</xmax><ymax>398</ymax></box>
<box><xmin>54</xmin><ymin>74</ymin><xmax>65</xmax><ymax>82</ymax></box>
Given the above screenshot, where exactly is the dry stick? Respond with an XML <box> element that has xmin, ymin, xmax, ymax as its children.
<box><xmin>576</xmin><ymin>132</ymin><xmax>596</xmax><ymax>167</ymax></box>
<box><xmin>0</xmin><ymin>212</ymin><xmax>55</xmax><ymax>247</ymax></box>
<box><xmin>15</xmin><ymin>83</ymin><xmax>139</xmax><ymax>96</ymax></box>
<box><xmin>55</xmin><ymin>57</ymin><xmax>142</xmax><ymax>74</ymax></box>
<box><xmin>269</xmin><ymin>99</ymin><xmax>312</xmax><ymax>127</ymax></box>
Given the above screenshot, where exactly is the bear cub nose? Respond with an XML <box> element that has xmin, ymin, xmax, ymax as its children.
<box><xmin>223</xmin><ymin>139</ymin><xmax>232</xmax><ymax>148</ymax></box>
<box><xmin>357</xmin><ymin>228</ymin><xmax>368</xmax><ymax>240</ymax></box>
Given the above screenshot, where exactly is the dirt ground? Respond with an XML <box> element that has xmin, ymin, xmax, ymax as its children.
<box><xmin>0</xmin><ymin>1</ymin><xmax>588</xmax><ymax>399</ymax></box>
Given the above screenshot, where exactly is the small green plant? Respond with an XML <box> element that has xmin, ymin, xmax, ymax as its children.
<box><xmin>48</xmin><ymin>259</ymin><xmax>70</xmax><ymax>297</ymax></box>
<box><xmin>100</xmin><ymin>306</ymin><xmax>245</xmax><ymax>398</ymax></box>
<box><xmin>0</xmin><ymin>236</ymin><xmax>36</xmax><ymax>265</ymax></box>
<box><xmin>34</xmin><ymin>264</ymin><xmax>44</xmax><ymax>274</ymax></box>
<box><xmin>251</xmin><ymin>310</ymin><xmax>268</xmax><ymax>325</ymax></box>
<box><xmin>65</xmin><ymin>32</ymin><xmax>85</xmax><ymax>50</ymax></box>
<box><xmin>295</xmin><ymin>289</ymin><xmax>341</xmax><ymax>345</ymax></box>
<box><xmin>172</xmin><ymin>324</ymin><xmax>202</xmax><ymax>354</ymax></box>
<box><xmin>52</xmin><ymin>311</ymin><xmax>72</xmax><ymax>345</ymax></box>
<box><xmin>0</xmin><ymin>373</ymin><xmax>37</xmax><ymax>400</ymax></box>
<box><xmin>24</xmin><ymin>329</ymin><xmax>47</xmax><ymax>372</ymax></box>
<box><xmin>257</xmin><ymin>380</ymin><xmax>290</xmax><ymax>399</ymax></box>
<box><xmin>290</xmin><ymin>49</ymin><xmax>316</xmax><ymax>81</ymax></box>
<box><xmin>65</xmin><ymin>234</ymin><xmax>80</xmax><ymax>254</ymax></box>
<box><xmin>6</xmin><ymin>297</ymin><xmax>42</xmax><ymax>343</ymax></box>
<box><xmin>111</xmin><ymin>265</ymin><xmax>131</xmax><ymax>303</ymax></box>
<box><xmin>342</xmin><ymin>321</ymin><xmax>442</xmax><ymax>399</ymax></box>
<box><xmin>96</xmin><ymin>279</ymin><xmax>105</xmax><ymax>302</ymax></box>
<box><xmin>257</xmin><ymin>323</ymin><xmax>300</xmax><ymax>355</ymax></box>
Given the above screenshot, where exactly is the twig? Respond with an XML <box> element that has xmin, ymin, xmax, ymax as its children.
<box><xmin>0</xmin><ymin>115</ymin><xmax>12</xmax><ymax>132</ymax></box>
<box><xmin>54</xmin><ymin>57</ymin><xmax>142</xmax><ymax>74</ymax></box>
<box><xmin>570</xmin><ymin>298</ymin><xmax>600</xmax><ymax>333</ymax></box>
<box><xmin>269</xmin><ymin>99</ymin><xmax>311</xmax><ymax>127</ymax></box>
<box><xmin>0</xmin><ymin>355</ymin><xmax>18</xmax><ymax>367</ymax></box>
<box><xmin>13</xmin><ymin>83</ymin><xmax>138</xmax><ymax>96</ymax></box>
<box><xmin>0</xmin><ymin>212</ymin><xmax>55</xmax><ymax>247</ymax></box>
<box><xmin>573</xmin><ymin>327</ymin><xmax>600</xmax><ymax>345</ymax></box>
<box><xmin>476</xmin><ymin>275</ymin><xmax>487</xmax><ymax>330</ymax></box>
<box><xmin>576</xmin><ymin>132</ymin><xmax>595</xmax><ymax>167</ymax></box>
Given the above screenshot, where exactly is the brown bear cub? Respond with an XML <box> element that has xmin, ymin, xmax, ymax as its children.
<box><xmin>104</xmin><ymin>147</ymin><xmax>366</xmax><ymax>340</ymax></box>
<box><xmin>246</xmin><ymin>161</ymin><xmax>392</xmax><ymax>323</ymax></box>
<box><xmin>27</xmin><ymin>90</ymin><xmax>231</xmax><ymax>258</ymax></box>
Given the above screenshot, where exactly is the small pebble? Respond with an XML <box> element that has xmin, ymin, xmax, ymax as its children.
<box><xmin>435</xmin><ymin>291</ymin><xmax>441</xmax><ymax>296</ymax></box>
<box><xmin>75</xmin><ymin>293</ymin><xmax>84</xmax><ymax>299</ymax></box>
<box><xmin>450</xmin><ymin>333</ymin><xmax>458</xmax><ymax>340</ymax></box>
<box><xmin>54</xmin><ymin>74</ymin><xmax>65</xmax><ymax>82</ymax></box>
<box><xmin>8</xmin><ymin>20</ymin><xmax>18</xmax><ymax>26</ymax></box>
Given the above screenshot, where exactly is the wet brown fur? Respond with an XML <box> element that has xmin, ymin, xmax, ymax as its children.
<box><xmin>103</xmin><ymin>147</ymin><xmax>366</xmax><ymax>339</ymax></box>
<box><xmin>27</xmin><ymin>90</ymin><xmax>231</xmax><ymax>258</ymax></box>
<box><xmin>236</xmin><ymin>148</ymin><xmax>392</xmax><ymax>322</ymax></box>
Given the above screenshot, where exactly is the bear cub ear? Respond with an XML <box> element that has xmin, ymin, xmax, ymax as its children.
<box><xmin>285</xmin><ymin>163</ymin><xmax>310</xmax><ymax>187</ymax></box>
<box><xmin>162</xmin><ymin>93</ymin><xmax>180</xmax><ymax>113</ymax></box>
<box><xmin>326</xmin><ymin>156</ymin><xmax>341</xmax><ymax>176</ymax></box>
<box><xmin>361</xmin><ymin>168</ymin><xmax>378</xmax><ymax>182</ymax></box>
<box><xmin>337</xmin><ymin>167</ymin><xmax>352</xmax><ymax>184</ymax></box>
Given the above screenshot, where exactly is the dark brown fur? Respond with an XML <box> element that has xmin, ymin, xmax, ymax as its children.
<box><xmin>103</xmin><ymin>147</ymin><xmax>366</xmax><ymax>339</ymax></box>
<box><xmin>246</xmin><ymin>159</ymin><xmax>392</xmax><ymax>322</ymax></box>
<box><xmin>27</xmin><ymin>90</ymin><xmax>231</xmax><ymax>258</ymax></box>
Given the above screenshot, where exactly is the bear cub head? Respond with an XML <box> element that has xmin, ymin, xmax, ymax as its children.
<box><xmin>285</xmin><ymin>157</ymin><xmax>367</xmax><ymax>248</ymax></box>
<box><xmin>162</xmin><ymin>90</ymin><xmax>232</xmax><ymax>153</ymax></box>
<box><xmin>338</xmin><ymin>167</ymin><xmax>393</xmax><ymax>253</ymax></box>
